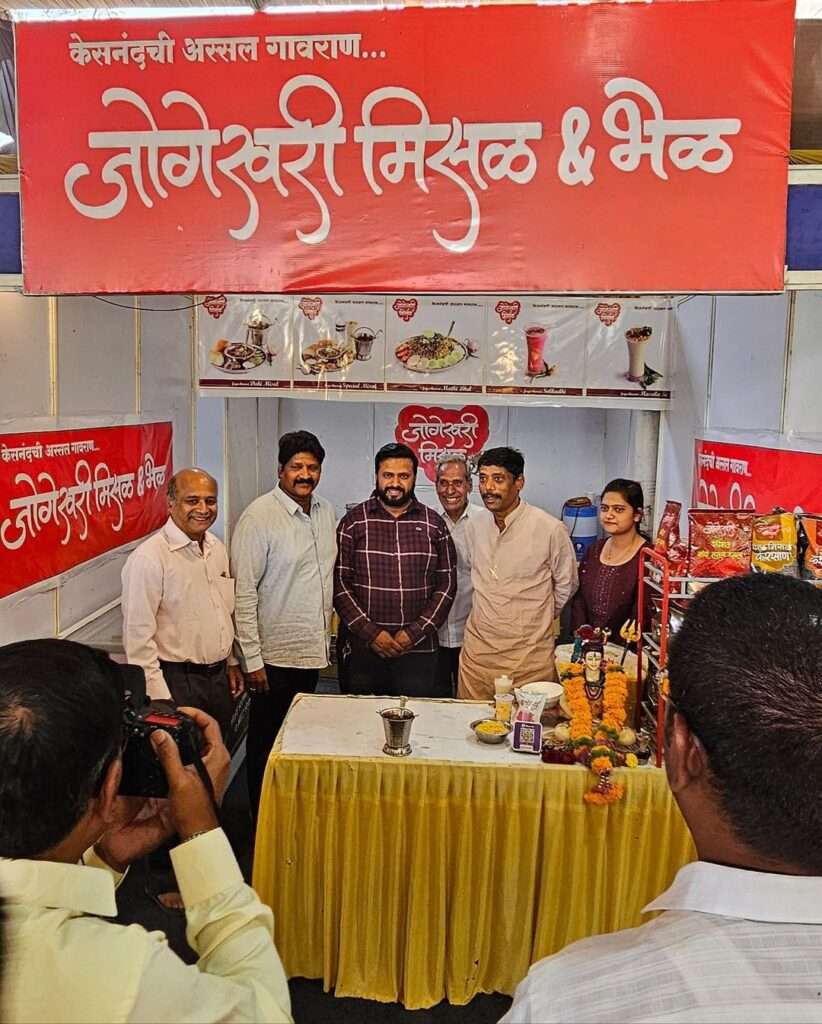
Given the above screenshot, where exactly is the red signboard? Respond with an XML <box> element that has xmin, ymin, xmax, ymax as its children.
<box><xmin>0</xmin><ymin>423</ymin><xmax>172</xmax><ymax>599</ymax></box>
<box><xmin>15</xmin><ymin>1</ymin><xmax>793</xmax><ymax>295</ymax></box>
<box><xmin>395</xmin><ymin>405</ymin><xmax>489</xmax><ymax>482</ymax></box>
<box><xmin>693</xmin><ymin>439</ymin><xmax>822</xmax><ymax>514</ymax></box>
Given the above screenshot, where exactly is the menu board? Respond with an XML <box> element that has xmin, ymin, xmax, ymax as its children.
<box><xmin>486</xmin><ymin>298</ymin><xmax>586</xmax><ymax>396</ymax></box>
<box><xmin>586</xmin><ymin>299</ymin><xmax>673</xmax><ymax>400</ymax></box>
<box><xmin>385</xmin><ymin>297</ymin><xmax>485</xmax><ymax>394</ymax></box>
<box><xmin>197</xmin><ymin>294</ymin><xmax>674</xmax><ymax>404</ymax></box>
<box><xmin>291</xmin><ymin>295</ymin><xmax>386</xmax><ymax>392</ymax></box>
<box><xmin>199</xmin><ymin>295</ymin><xmax>292</xmax><ymax>391</ymax></box>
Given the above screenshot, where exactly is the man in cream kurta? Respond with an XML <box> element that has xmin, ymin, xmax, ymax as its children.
<box><xmin>458</xmin><ymin>447</ymin><xmax>577</xmax><ymax>700</ymax></box>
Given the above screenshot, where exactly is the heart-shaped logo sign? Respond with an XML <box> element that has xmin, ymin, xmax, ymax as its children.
<box><xmin>494</xmin><ymin>300</ymin><xmax>521</xmax><ymax>326</ymax></box>
<box><xmin>392</xmin><ymin>298</ymin><xmax>418</xmax><ymax>323</ymax></box>
<box><xmin>299</xmin><ymin>297</ymin><xmax>323</xmax><ymax>320</ymax></box>
<box><xmin>594</xmin><ymin>302</ymin><xmax>621</xmax><ymax>327</ymax></box>
<box><xmin>203</xmin><ymin>294</ymin><xmax>227</xmax><ymax>320</ymax></box>
<box><xmin>395</xmin><ymin>404</ymin><xmax>490</xmax><ymax>483</ymax></box>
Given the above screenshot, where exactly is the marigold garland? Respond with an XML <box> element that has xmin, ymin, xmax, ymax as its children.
<box><xmin>560</xmin><ymin>664</ymin><xmax>632</xmax><ymax>805</ymax></box>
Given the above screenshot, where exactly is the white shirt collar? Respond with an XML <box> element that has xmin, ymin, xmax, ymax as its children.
<box><xmin>273</xmin><ymin>484</ymin><xmax>317</xmax><ymax>517</ymax></box>
<box><xmin>644</xmin><ymin>860</ymin><xmax>822</xmax><ymax>925</ymax></box>
<box><xmin>162</xmin><ymin>517</ymin><xmax>214</xmax><ymax>553</ymax></box>
<box><xmin>442</xmin><ymin>501</ymin><xmax>476</xmax><ymax>527</ymax></box>
<box><xmin>0</xmin><ymin>856</ymin><xmax>117</xmax><ymax>918</ymax></box>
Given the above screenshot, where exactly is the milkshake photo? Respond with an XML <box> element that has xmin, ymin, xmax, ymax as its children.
<box><xmin>525</xmin><ymin>325</ymin><xmax>547</xmax><ymax>375</ymax></box>
<box><xmin>625</xmin><ymin>326</ymin><xmax>653</xmax><ymax>382</ymax></box>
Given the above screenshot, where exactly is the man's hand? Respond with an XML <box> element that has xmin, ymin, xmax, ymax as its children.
<box><xmin>94</xmin><ymin>797</ymin><xmax>174</xmax><ymax>874</ymax></box>
<box><xmin>394</xmin><ymin>629</ymin><xmax>414</xmax><ymax>653</ymax></box>
<box><xmin>370</xmin><ymin>630</ymin><xmax>404</xmax><ymax>659</ymax></box>
<box><xmin>245</xmin><ymin>667</ymin><xmax>269</xmax><ymax>694</ymax></box>
<box><xmin>151</xmin><ymin>708</ymin><xmax>226</xmax><ymax>840</ymax></box>
<box><xmin>177</xmin><ymin>706</ymin><xmax>231</xmax><ymax>806</ymax></box>
<box><xmin>228</xmin><ymin>664</ymin><xmax>245</xmax><ymax>699</ymax></box>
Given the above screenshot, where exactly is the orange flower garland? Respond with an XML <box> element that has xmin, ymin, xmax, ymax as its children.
<box><xmin>560</xmin><ymin>664</ymin><xmax>631</xmax><ymax>805</ymax></box>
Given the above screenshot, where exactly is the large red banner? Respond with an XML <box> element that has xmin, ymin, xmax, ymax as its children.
<box><xmin>0</xmin><ymin>423</ymin><xmax>172</xmax><ymax>599</ymax></box>
<box><xmin>15</xmin><ymin>1</ymin><xmax>793</xmax><ymax>295</ymax></box>
<box><xmin>693</xmin><ymin>439</ymin><xmax>822</xmax><ymax>514</ymax></box>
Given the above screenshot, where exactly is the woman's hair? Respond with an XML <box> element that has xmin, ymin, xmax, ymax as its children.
<box><xmin>601</xmin><ymin>478</ymin><xmax>644</xmax><ymax>515</ymax></box>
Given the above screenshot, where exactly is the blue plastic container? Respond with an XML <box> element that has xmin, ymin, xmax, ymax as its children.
<box><xmin>562</xmin><ymin>503</ymin><xmax>599</xmax><ymax>561</ymax></box>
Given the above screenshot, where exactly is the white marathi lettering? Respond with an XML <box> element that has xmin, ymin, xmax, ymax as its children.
<box><xmin>64</xmin><ymin>77</ymin><xmax>344</xmax><ymax>245</ymax></box>
<box><xmin>559</xmin><ymin>77</ymin><xmax>741</xmax><ymax>186</ymax></box>
<box><xmin>67</xmin><ymin>31</ymin><xmax>173</xmax><ymax>71</ymax></box>
<box><xmin>354</xmin><ymin>87</ymin><xmax>541</xmax><ymax>253</ymax></box>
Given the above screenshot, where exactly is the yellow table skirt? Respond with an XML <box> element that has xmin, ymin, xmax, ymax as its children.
<box><xmin>253</xmin><ymin>753</ymin><xmax>695</xmax><ymax>1009</ymax></box>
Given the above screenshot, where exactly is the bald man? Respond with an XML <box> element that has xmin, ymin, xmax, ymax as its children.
<box><xmin>121</xmin><ymin>468</ymin><xmax>243</xmax><ymax>738</ymax></box>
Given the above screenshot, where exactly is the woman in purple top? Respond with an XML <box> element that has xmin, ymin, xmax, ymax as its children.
<box><xmin>570</xmin><ymin>479</ymin><xmax>649</xmax><ymax>640</ymax></box>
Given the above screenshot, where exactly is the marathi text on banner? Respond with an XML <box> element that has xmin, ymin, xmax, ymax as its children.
<box><xmin>0</xmin><ymin>423</ymin><xmax>173</xmax><ymax>600</ymax></box>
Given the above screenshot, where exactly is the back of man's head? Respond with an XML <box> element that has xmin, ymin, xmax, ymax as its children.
<box><xmin>668</xmin><ymin>574</ymin><xmax>822</xmax><ymax>871</ymax></box>
<box><xmin>0</xmin><ymin>639</ymin><xmax>122</xmax><ymax>859</ymax></box>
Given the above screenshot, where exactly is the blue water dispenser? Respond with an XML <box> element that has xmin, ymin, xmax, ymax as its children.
<box><xmin>561</xmin><ymin>499</ymin><xmax>599</xmax><ymax>560</ymax></box>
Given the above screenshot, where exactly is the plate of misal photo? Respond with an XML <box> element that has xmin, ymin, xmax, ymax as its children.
<box><xmin>209</xmin><ymin>340</ymin><xmax>267</xmax><ymax>373</ymax></box>
<box><xmin>395</xmin><ymin>331</ymin><xmax>467</xmax><ymax>373</ymax></box>
<box><xmin>300</xmin><ymin>341</ymin><xmax>356</xmax><ymax>374</ymax></box>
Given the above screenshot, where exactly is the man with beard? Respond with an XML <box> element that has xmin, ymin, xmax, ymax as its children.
<box><xmin>231</xmin><ymin>431</ymin><xmax>337</xmax><ymax>819</ymax></box>
<box><xmin>334</xmin><ymin>442</ymin><xmax>457</xmax><ymax>697</ymax></box>
<box><xmin>458</xmin><ymin>447</ymin><xmax>577</xmax><ymax>700</ymax></box>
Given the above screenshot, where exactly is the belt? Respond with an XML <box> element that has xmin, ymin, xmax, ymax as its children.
<box><xmin>161</xmin><ymin>659</ymin><xmax>227</xmax><ymax>674</ymax></box>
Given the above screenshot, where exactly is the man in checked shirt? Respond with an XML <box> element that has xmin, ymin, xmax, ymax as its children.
<box><xmin>334</xmin><ymin>442</ymin><xmax>457</xmax><ymax>697</ymax></box>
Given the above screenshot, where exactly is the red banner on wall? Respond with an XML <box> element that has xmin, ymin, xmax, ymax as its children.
<box><xmin>0</xmin><ymin>423</ymin><xmax>172</xmax><ymax>599</ymax></box>
<box><xmin>693</xmin><ymin>440</ymin><xmax>822</xmax><ymax>514</ymax></box>
<box><xmin>15</xmin><ymin>1</ymin><xmax>793</xmax><ymax>295</ymax></box>
<box><xmin>395</xmin><ymin>405</ymin><xmax>489</xmax><ymax>482</ymax></box>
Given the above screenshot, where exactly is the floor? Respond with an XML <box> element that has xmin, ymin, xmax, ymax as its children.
<box><xmin>116</xmin><ymin>728</ymin><xmax>512</xmax><ymax>1023</ymax></box>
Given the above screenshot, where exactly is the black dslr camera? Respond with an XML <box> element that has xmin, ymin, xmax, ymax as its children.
<box><xmin>118</xmin><ymin>663</ymin><xmax>202</xmax><ymax>798</ymax></box>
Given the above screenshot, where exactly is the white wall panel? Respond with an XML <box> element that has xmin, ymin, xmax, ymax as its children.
<box><xmin>58</xmin><ymin>553</ymin><xmax>127</xmax><ymax>634</ymax></box>
<box><xmin>58</xmin><ymin>297</ymin><xmax>137</xmax><ymax>416</ymax></box>
<box><xmin>709</xmin><ymin>294</ymin><xmax>788</xmax><ymax>434</ymax></box>
<box><xmin>507</xmin><ymin>406</ymin><xmax>606</xmax><ymax>517</ymax></box>
<box><xmin>0</xmin><ymin>293</ymin><xmax>51</xmax><ymax>421</ymax></box>
<box><xmin>657</xmin><ymin>297</ymin><xmax>713</xmax><ymax>519</ymax></box>
<box><xmin>786</xmin><ymin>292</ymin><xmax>822</xmax><ymax>440</ymax></box>
<box><xmin>257</xmin><ymin>398</ymin><xmax>280</xmax><ymax>494</ymax></box>
<box><xmin>226</xmin><ymin>398</ymin><xmax>260</xmax><ymax>535</ymax></box>
<box><xmin>0</xmin><ymin>590</ymin><xmax>55</xmax><ymax>645</ymax></box>
<box><xmin>195</xmin><ymin>395</ymin><xmax>226</xmax><ymax>540</ymax></box>
<box><xmin>140</xmin><ymin>296</ymin><xmax>194</xmax><ymax>472</ymax></box>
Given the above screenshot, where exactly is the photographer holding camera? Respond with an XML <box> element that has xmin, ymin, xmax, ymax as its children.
<box><xmin>0</xmin><ymin>639</ymin><xmax>291</xmax><ymax>1023</ymax></box>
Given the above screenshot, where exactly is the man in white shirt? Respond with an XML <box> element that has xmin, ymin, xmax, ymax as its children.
<box><xmin>121</xmin><ymin>467</ymin><xmax>243</xmax><ymax>740</ymax></box>
<box><xmin>231</xmin><ymin>431</ymin><xmax>337</xmax><ymax>819</ymax></box>
<box><xmin>0</xmin><ymin>639</ymin><xmax>292</xmax><ymax>1023</ymax></box>
<box><xmin>503</xmin><ymin>574</ymin><xmax>822</xmax><ymax>1024</ymax></box>
<box><xmin>434</xmin><ymin>453</ymin><xmax>477</xmax><ymax>696</ymax></box>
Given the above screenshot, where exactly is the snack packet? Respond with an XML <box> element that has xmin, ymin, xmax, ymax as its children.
<box><xmin>688</xmin><ymin>510</ymin><xmax>754</xmax><ymax>578</ymax></box>
<box><xmin>751</xmin><ymin>511</ymin><xmax>798</xmax><ymax>576</ymax></box>
<box><xmin>799</xmin><ymin>515</ymin><xmax>822</xmax><ymax>583</ymax></box>
<box><xmin>655</xmin><ymin>500</ymin><xmax>682</xmax><ymax>557</ymax></box>
<box><xmin>513</xmin><ymin>688</ymin><xmax>548</xmax><ymax>723</ymax></box>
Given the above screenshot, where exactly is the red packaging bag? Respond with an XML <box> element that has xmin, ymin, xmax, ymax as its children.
<box><xmin>688</xmin><ymin>510</ymin><xmax>755</xmax><ymax>578</ymax></box>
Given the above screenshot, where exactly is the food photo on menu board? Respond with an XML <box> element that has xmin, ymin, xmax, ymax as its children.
<box><xmin>291</xmin><ymin>295</ymin><xmax>386</xmax><ymax>391</ymax></box>
<box><xmin>486</xmin><ymin>298</ymin><xmax>586</xmax><ymax>396</ymax></box>
<box><xmin>586</xmin><ymin>299</ymin><xmax>673</xmax><ymax>399</ymax></box>
<box><xmin>198</xmin><ymin>294</ymin><xmax>293</xmax><ymax>390</ymax></box>
<box><xmin>385</xmin><ymin>297</ymin><xmax>484</xmax><ymax>393</ymax></box>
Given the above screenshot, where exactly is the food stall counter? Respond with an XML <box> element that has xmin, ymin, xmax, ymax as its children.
<box><xmin>253</xmin><ymin>694</ymin><xmax>695</xmax><ymax>1009</ymax></box>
